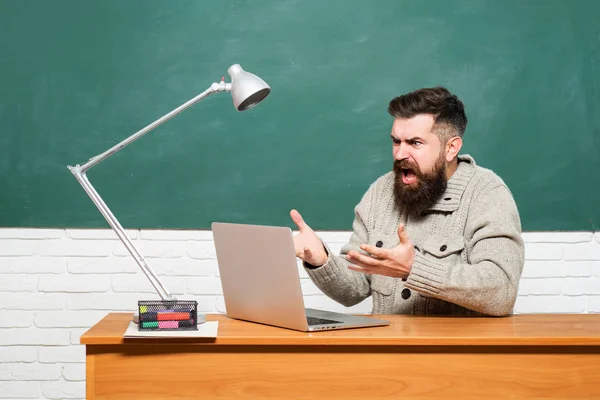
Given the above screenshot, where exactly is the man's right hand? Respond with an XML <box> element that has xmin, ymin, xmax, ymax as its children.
<box><xmin>290</xmin><ymin>209</ymin><xmax>328</xmax><ymax>267</ymax></box>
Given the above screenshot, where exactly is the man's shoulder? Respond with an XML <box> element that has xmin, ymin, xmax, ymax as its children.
<box><xmin>464</xmin><ymin>155</ymin><xmax>512</xmax><ymax>194</ymax></box>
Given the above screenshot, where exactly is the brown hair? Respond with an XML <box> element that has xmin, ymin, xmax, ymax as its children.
<box><xmin>387</xmin><ymin>86</ymin><xmax>467</xmax><ymax>141</ymax></box>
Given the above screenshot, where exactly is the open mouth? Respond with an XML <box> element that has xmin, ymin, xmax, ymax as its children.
<box><xmin>401</xmin><ymin>168</ymin><xmax>417</xmax><ymax>185</ymax></box>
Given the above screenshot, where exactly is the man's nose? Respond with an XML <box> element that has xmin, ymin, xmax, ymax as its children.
<box><xmin>394</xmin><ymin>143</ymin><xmax>410</xmax><ymax>161</ymax></box>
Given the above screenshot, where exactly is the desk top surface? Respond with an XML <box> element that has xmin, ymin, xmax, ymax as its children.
<box><xmin>80</xmin><ymin>312</ymin><xmax>600</xmax><ymax>346</ymax></box>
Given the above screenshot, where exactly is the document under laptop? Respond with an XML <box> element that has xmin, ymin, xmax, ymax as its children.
<box><xmin>212</xmin><ymin>222</ymin><xmax>390</xmax><ymax>332</ymax></box>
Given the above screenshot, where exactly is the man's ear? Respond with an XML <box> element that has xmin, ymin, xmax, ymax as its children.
<box><xmin>445</xmin><ymin>136</ymin><xmax>463</xmax><ymax>162</ymax></box>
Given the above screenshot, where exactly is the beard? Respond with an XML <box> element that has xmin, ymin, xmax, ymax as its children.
<box><xmin>393</xmin><ymin>152</ymin><xmax>447</xmax><ymax>218</ymax></box>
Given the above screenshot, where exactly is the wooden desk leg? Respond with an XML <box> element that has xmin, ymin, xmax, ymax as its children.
<box><xmin>86</xmin><ymin>347</ymin><xmax>95</xmax><ymax>400</ymax></box>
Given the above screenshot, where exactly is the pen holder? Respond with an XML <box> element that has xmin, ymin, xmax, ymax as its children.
<box><xmin>137</xmin><ymin>300</ymin><xmax>198</xmax><ymax>331</ymax></box>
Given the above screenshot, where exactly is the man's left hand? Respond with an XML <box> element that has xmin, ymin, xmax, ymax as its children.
<box><xmin>346</xmin><ymin>224</ymin><xmax>415</xmax><ymax>279</ymax></box>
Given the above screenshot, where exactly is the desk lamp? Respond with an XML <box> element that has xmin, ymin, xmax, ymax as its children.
<box><xmin>67</xmin><ymin>64</ymin><xmax>270</xmax><ymax>326</ymax></box>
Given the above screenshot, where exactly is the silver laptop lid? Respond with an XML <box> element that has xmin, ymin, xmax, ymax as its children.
<box><xmin>212</xmin><ymin>222</ymin><xmax>310</xmax><ymax>331</ymax></box>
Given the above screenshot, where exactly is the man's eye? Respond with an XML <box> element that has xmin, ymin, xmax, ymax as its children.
<box><xmin>413</xmin><ymin>141</ymin><xmax>422</xmax><ymax>147</ymax></box>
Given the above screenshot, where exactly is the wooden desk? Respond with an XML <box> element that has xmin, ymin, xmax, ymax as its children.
<box><xmin>81</xmin><ymin>313</ymin><xmax>600</xmax><ymax>399</ymax></box>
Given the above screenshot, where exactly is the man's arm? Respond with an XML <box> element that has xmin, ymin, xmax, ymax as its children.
<box><xmin>405</xmin><ymin>183</ymin><xmax>525</xmax><ymax>316</ymax></box>
<box><xmin>301</xmin><ymin>186</ymin><xmax>378</xmax><ymax>307</ymax></box>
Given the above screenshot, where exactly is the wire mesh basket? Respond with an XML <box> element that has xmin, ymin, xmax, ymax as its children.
<box><xmin>138</xmin><ymin>300</ymin><xmax>198</xmax><ymax>331</ymax></box>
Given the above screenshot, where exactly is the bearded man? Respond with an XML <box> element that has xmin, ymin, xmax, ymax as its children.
<box><xmin>290</xmin><ymin>87</ymin><xmax>524</xmax><ymax>316</ymax></box>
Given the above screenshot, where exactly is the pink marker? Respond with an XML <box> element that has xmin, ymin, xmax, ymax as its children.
<box><xmin>158</xmin><ymin>321</ymin><xmax>178</xmax><ymax>329</ymax></box>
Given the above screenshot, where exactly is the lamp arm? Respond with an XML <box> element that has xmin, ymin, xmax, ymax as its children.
<box><xmin>77</xmin><ymin>81</ymin><xmax>231</xmax><ymax>173</ymax></box>
<box><xmin>70</xmin><ymin>169</ymin><xmax>174</xmax><ymax>300</ymax></box>
<box><xmin>67</xmin><ymin>80</ymin><xmax>231</xmax><ymax>301</ymax></box>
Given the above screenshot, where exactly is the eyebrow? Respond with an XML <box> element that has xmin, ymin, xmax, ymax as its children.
<box><xmin>390</xmin><ymin>135</ymin><xmax>425</xmax><ymax>142</ymax></box>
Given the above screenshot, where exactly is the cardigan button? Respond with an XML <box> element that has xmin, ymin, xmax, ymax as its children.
<box><xmin>401</xmin><ymin>288</ymin><xmax>411</xmax><ymax>300</ymax></box>
<box><xmin>375</xmin><ymin>241</ymin><xmax>383</xmax><ymax>248</ymax></box>
<box><xmin>440</xmin><ymin>244</ymin><xmax>447</xmax><ymax>252</ymax></box>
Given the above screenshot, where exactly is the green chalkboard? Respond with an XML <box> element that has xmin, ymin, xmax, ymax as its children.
<box><xmin>1</xmin><ymin>0</ymin><xmax>598</xmax><ymax>231</ymax></box>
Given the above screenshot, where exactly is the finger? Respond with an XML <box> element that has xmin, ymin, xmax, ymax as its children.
<box><xmin>360</xmin><ymin>244</ymin><xmax>387</xmax><ymax>258</ymax></box>
<box><xmin>347</xmin><ymin>264</ymin><xmax>376</xmax><ymax>274</ymax></box>
<box><xmin>349</xmin><ymin>264</ymin><xmax>395</xmax><ymax>277</ymax></box>
<box><xmin>347</xmin><ymin>257</ymin><xmax>381</xmax><ymax>270</ymax></box>
<box><xmin>397</xmin><ymin>224</ymin><xmax>408</xmax><ymax>243</ymax></box>
<box><xmin>346</xmin><ymin>251</ymin><xmax>380</xmax><ymax>267</ymax></box>
<box><xmin>290</xmin><ymin>209</ymin><xmax>309</xmax><ymax>232</ymax></box>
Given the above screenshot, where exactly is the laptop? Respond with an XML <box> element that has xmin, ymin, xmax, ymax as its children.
<box><xmin>211</xmin><ymin>222</ymin><xmax>390</xmax><ymax>332</ymax></box>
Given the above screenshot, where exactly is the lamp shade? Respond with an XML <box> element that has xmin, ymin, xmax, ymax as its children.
<box><xmin>227</xmin><ymin>64</ymin><xmax>271</xmax><ymax>111</ymax></box>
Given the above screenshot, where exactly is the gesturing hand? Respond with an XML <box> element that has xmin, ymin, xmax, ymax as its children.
<box><xmin>290</xmin><ymin>209</ymin><xmax>328</xmax><ymax>267</ymax></box>
<box><xmin>346</xmin><ymin>224</ymin><xmax>415</xmax><ymax>279</ymax></box>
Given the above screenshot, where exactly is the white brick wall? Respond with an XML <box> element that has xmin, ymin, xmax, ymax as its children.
<box><xmin>0</xmin><ymin>228</ymin><xmax>599</xmax><ymax>399</ymax></box>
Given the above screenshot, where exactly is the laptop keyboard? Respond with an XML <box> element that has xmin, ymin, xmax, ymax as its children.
<box><xmin>307</xmin><ymin>316</ymin><xmax>343</xmax><ymax>326</ymax></box>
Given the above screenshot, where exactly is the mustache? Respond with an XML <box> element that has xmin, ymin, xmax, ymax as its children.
<box><xmin>393</xmin><ymin>160</ymin><xmax>421</xmax><ymax>175</ymax></box>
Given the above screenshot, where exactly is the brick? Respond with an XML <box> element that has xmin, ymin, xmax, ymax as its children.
<box><xmin>0</xmin><ymin>328</ymin><xmax>70</xmax><ymax>345</ymax></box>
<box><xmin>150</xmin><ymin>258</ymin><xmax>215</xmax><ymax>276</ymax></box>
<box><xmin>66</xmin><ymin>293</ymin><xmax>158</xmax><ymax>311</ymax></box>
<box><xmin>112</xmin><ymin>240</ymin><xmax>184</xmax><ymax>258</ymax></box>
<box><xmin>185</xmin><ymin>241</ymin><xmax>217</xmax><ymax>260</ymax></box>
<box><xmin>524</xmin><ymin>243</ymin><xmax>562</xmax><ymax>260</ymax></box>
<box><xmin>588</xmin><ymin>296</ymin><xmax>600</xmax><ymax>313</ymax></box>
<box><xmin>62</xmin><ymin>364</ymin><xmax>85</xmax><ymax>381</ymax></box>
<box><xmin>141</xmin><ymin>230</ymin><xmax>212</xmax><ymax>240</ymax></box>
<box><xmin>38</xmin><ymin>345</ymin><xmax>85</xmax><ymax>363</ymax></box>
<box><xmin>0</xmin><ymin>240</ymin><xmax>37</xmax><ymax>256</ymax></box>
<box><xmin>65</xmin><ymin>228</ymin><xmax>138</xmax><ymax>239</ymax></box>
<box><xmin>186</xmin><ymin>278</ymin><xmax>223</xmax><ymax>295</ymax></box>
<box><xmin>0</xmin><ymin>229</ymin><xmax>63</xmax><ymax>239</ymax></box>
<box><xmin>565</xmin><ymin>262</ymin><xmax>596</xmax><ymax>277</ymax></box>
<box><xmin>562</xmin><ymin>278</ymin><xmax>588</xmax><ymax>296</ymax></box>
<box><xmin>0</xmin><ymin>311</ymin><xmax>34</xmax><ymax>327</ymax></box>
<box><xmin>0</xmin><ymin>363</ymin><xmax>61</xmax><ymax>380</ymax></box>
<box><xmin>0</xmin><ymin>346</ymin><xmax>37</xmax><ymax>362</ymax></box>
<box><xmin>38</xmin><ymin>239</ymin><xmax>112</xmax><ymax>257</ymax></box>
<box><xmin>0</xmin><ymin>275</ymin><xmax>38</xmax><ymax>292</ymax></box>
<box><xmin>514</xmin><ymin>295</ymin><xmax>586</xmax><ymax>313</ymax></box>
<box><xmin>0</xmin><ymin>257</ymin><xmax>66</xmax><ymax>274</ymax></box>
<box><xmin>70</xmin><ymin>328</ymin><xmax>90</xmax><ymax>345</ymax></box>
<box><xmin>0</xmin><ymin>293</ymin><xmax>65</xmax><ymax>310</ymax></box>
<box><xmin>517</xmin><ymin>279</ymin><xmax>562</xmax><ymax>296</ymax></box>
<box><xmin>564</xmin><ymin>241</ymin><xmax>600</xmax><ymax>261</ymax></box>
<box><xmin>595</xmin><ymin>233</ymin><xmax>600</xmax><ymax>243</ymax></box>
<box><xmin>35</xmin><ymin>311</ymin><xmax>109</xmax><ymax>328</ymax></box>
<box><xmin>42</xmin><ymin>381</ymin><xmax>85</xmax><ymax>399</ymax></box>
<box><xmin>194</xmin><ymin>296</ymin><xmax>219</xmax><ymax>313</ymax></box>
<box><xmin>316</xmin><ymin>231</ymin><xmax>352</xmax><ymax>243</ymax></box>
<box><xmin>297</xmin><ymin>261</ymin><xmax>308</xmax><ymax>279</ymax></box>
<box><xmin>38</xmin><ymin>274</ymin><xmax>110</xmax><ymax>293</ymax></box>
<box><xmin>326</xmin><ymin>242</ymin><xmax>345</xmax><ymax>257</ymax></box>
<box><xmin>582</xmin><ymin>278</ymin><xmax>600</xmax><ymax>295</ymax></box>
<box><xmin>521</xmin><ymin>232</ymin><xmax>593</xmax><ymax>243</ymax></box>
<box><xmin>595</xmin><ymin>264</ymin><xmax>600</xmax><ymax>277</ymax></box>
<box><xmin>300</xmin><ymin>279</ymin><xmax>324</xmax><ymax>295</ymax></box>
<box><xmin>111</xmin><ymin>275</ymin><xmax>185</xmax><ymax>295</ymax></box>
<box><xmin>216</xmin><ymin>297</ymin><xmax>226</xmax><ymax>314</ymax></box>
<box><xmin>520</xmin><ymin>263</ymin><xmax>592</xmax><ymax>280</ymax></box>
<box><xmin>521</xmin><ymin>262</ymin><xmax>567</xmax><ymax>278</ymax></box>
<box><xmin>0</xmin><ymin>382</ymin><xmax>40</xmax><ymax>398</ymax></box>
<box><xmin>67</xmin><ymin>257</ymin><xmax>138</xmax><ymax>274</ymax></box>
